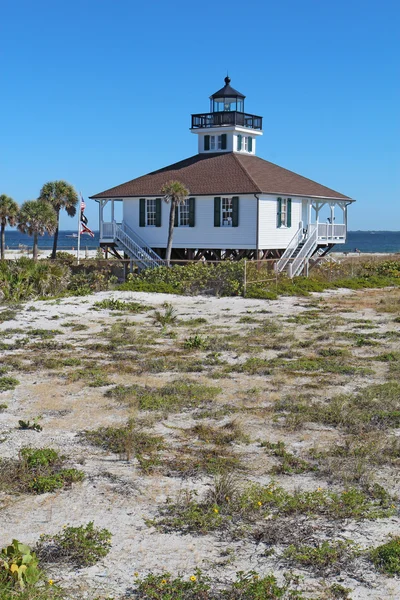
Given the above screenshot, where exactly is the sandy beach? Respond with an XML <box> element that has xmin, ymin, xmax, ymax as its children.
<box><xmin>1</xmin><ymin>287</ymin><xmax>400</xmax><ymax>598</ymax></box>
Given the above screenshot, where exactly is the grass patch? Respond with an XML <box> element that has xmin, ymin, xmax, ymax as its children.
<box><xmin>276</xmin><ymin>382</ymin><xmax>400</xmax><ymax>433</ymax></box>
<box><xmin>134</xmin><ymin>570</ymin><xmax>305</xmax><ymax>599</ymax></box>
<box><xmin>81</xmin><ymin>421</ymin><xmax>164</xmax><ymax>473</ymax></box>
<box><xmin>150</xmin><ymin>481</ymin><xmax>395</xmax><ymax>536</ymax></box>
<box><xmin>93</xmin><ymin>298</ymin><xmax>151</xmax><ymax>312</ymax></box>
<box><xmin>105</xmin><ymin>379</ymin><xmax>221</xmax><ymax>412</ymax></box>
<box><xmin>262</xmin><ymin>441</ymin><xmax>316</xmax><ymax>475</ymax></box>
<box><xmin>283</xmin><ymin>539</ymin><xmax>360</xmax><ymax>574</ymax></box>
<box><xmin>0</xmin><ymin>377</ymin><xmax>20</xmax><ymax>392</ymax></box>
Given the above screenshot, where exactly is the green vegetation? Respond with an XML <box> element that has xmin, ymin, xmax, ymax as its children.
<box><xmin>134</xmin><ymin>570</ymin><xmax>305</xmax><ymax>599</ymax></box>
<box><xmin>283</xmin><ymin>540</ymin><xmax>360</xmax><ymax>574</ymax></box>
<box><xmin>119</xmin><ymin>259</ymin><xmax>400</xmax><ymax>299</ymax></box>
<box><xmin>262</xmin><ymin>441</ymin><xmax>315</xmax><ymax>475</ymax></box>
<box><xmin>81</xmin><ymin>421</ymin><xmax>165</xmax><ymax>472</ymax></box>
<box><xmin>105</xmin><ymin>379</ymin><xmax>221</xmax><ymax>412</ymax></box>
<box><xmin>150</xmin><ymin>482</ymin><xmax>395</xmax><ymax>536</ymax></box>
<box><xmin>0</xmin><ymin>540</ymin><xmax>41</xmax><ymax>590</ymax></box>
<box><xmin>370</xmin><ymin>536</ymin><xmax>400</xmax><ymax>575</ymax></box>
<box><xmin>275</xmin><ymin>382</ymin><xmax>400</xmax><ymax>433</ymax></box>
<box><xmin>0</xmin><ymin>448</ymin><xmax>84</xmax><ymax>495</ymax></box>
<box><xmin>0</xmin><ymin>377</ymin><xmax>19</xmax><ymax>392</ymax></box>
<box><xmin>93</xmin><ymin>298</ymin><xmax>150</xmax><ymax>312</ymax></box>
<box><xmin>36</xmin><ymin>522</ymin><xmax>111</xmax><ymax>567</ymax></box>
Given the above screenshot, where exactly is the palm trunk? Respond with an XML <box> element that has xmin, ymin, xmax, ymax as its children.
<box><xmin>165</xmin><ymin>200</ymin><xmax>176</xmax><ymax>267</ymax></box>
<box><xmin>33</xmin><ymin>233</ymin><xmax>38</xmax><ymax>261</ymax></box>
<box><xmin>51</xmin><ymin>211</ymin><xmax>60</xmax><ymax>259</ymax></box>
<box><xmin>0</xmin><ymin>223</ymin><xmax>5</xmax><ymax>260</ymax></box>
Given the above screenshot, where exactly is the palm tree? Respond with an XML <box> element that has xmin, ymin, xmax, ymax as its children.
<box><xmin>0</xmin><ymin>194</ymin><xmax>19</xmax><ymax>260</ymax></box>
<box><xmin>161</xmin><ymin>180</ymin><xmax>189</xmax><ymax>266</ymax></box>
<box><xmin>17</xmin><ymin>200</ymin><xmax>58</xmax><ymax>261</ymax></box>
<box><xmin>39</xmin><ymin>181</ymin><xmax>78</xmax><ymax>259</ymax></box>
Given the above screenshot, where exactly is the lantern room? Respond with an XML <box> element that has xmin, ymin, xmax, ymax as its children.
<box><xmin>210</xmin><ymin>76</ymin><xmax>245</xmax><ymax>113</ymax></box>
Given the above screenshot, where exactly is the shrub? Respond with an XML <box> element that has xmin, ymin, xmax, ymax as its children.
<box><xmin>36</xmin><ymin>522</ymin><xmax>112</xmax><ymax>567</ymax></box>
<box><xmin>370</xmin><ymin>536</ymin><xmax>400</xmax><ymax>575</ymax></box>
<box><xmin>0</xmin><ymin>376</ymin><xmax>20</xmax><ymax>392</ymax></box>
<box><xmin>0</xmin><ymin>447</ymin><xmax>84</xmax><ymax>495</ymax></box>
<box><xmin>283</xmin><ymin>540</ymin><xmax>360</xmax><ymax>574</ymax></box>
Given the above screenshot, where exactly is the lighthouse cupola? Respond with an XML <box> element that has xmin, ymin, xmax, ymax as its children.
<box><xmin>191</xmin><ymin>76</ymin><xmax>263</xmax><ymax>155</ymax></box>
<box><xmin>210</xmin><ymin>76</ymin><xmax>245</xmax><ymax>113</ymax></box>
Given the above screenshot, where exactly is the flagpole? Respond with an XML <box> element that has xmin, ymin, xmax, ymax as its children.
<box><xmin>77</xmin><ymin>192</ymin><xmax>82</xmax><ymax>265</ymax></box>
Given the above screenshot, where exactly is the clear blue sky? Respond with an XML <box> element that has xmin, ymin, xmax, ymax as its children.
<box><xmin>2</xmin><ymin>0</ymin><xmax>399</xmax><ymax>230</ymax></box>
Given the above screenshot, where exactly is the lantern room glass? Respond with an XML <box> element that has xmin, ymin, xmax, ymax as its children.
<box><xmin>212</xmin><ymin>97</ymin><xmax>244</xmax><ymax>113</ymax></box>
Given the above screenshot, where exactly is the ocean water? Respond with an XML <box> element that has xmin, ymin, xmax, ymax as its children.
<box><xmin>3</xmin><ymin>230</ymin><xmax>400</xmax><ymax>254</ymax></box>
<box><xmin>4</xmin><ymin>230</ymin><xmax>100</xmax><ymax>251</ymax></box>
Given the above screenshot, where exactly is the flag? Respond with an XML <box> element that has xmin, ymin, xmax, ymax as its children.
<box><xmin>81</xmin><ymin>223</ymin><xmax>95</xmax><ymax>238</ymax></box>
<box><xmin>80</xmin><ymin>193</ymin><xmax>89</xmax><ymax>227</ymax></box>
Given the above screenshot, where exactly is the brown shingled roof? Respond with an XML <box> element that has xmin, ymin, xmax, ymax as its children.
<box><xmin>90</xmin><ymin>153</ymin><xmax>352</xmax><ymax>201</ymax></box>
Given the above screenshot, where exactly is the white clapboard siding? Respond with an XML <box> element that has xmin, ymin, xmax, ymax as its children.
<box><xmin>258</xmin><ymin>195</ymin><xmax>303</xmax><ymax>249</ymax></box>
<box><xmin>123</xmin><ymin>196</ymin><xmax>257</xmax><ymax>249</ymax></box>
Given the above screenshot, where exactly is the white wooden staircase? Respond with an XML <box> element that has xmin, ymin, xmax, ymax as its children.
<box><xmin>276</xmin><ymin>223</ymin><xmax>319</xmax><ymax>278</ymax></box>
<box><xmin>104</xmin><ymin>222</ymin><xmax>165</xmax><ymax>270</ymax></box>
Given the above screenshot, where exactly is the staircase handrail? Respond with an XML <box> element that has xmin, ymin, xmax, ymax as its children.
<box><xmin>276</xmin><ymin>223</ymin><xmax>305</xmax><ymax>272</ymax></box>
<box><xmin>115</xmin><ymin>227</ymin><xmax>156</xmax><ymax>268</ymax></box>
<box><xmin>118</xmin><ymin>222</ymin><xmax>165</xmax><ymax>266</ymax></box>
<box><xmin>290</xmin><ymin>223</ymin><xmax>318</xmax><ymax>277</ymax></box>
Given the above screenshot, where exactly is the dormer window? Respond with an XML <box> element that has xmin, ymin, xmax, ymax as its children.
<box><xmin>204</xmin><ymin>134</ymin><xmax>227</xmax><ymax>151</ymax></box>
<box><xmin>237</xmin><ymin>135</ymin><xmax>253</xmax><ymax>153</ymax></box>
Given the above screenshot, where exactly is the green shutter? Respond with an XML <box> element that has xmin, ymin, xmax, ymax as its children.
<box><xmin>189</xmin><ymin>197</ymin><xmax>195</xmax><ymax>227</ymax></box>
<box><xmin>248</xmin><ymin>137</ymin><xmax>253</xmax><ymax>152</ymax></box>
<box><xmin>237</xmin><ymin>134</ymin><xmax>242</xmax><ymax>151</ymax></box>
<box><xmin>221</xmin><ymin>133</ymin><xmax>227</xmax><ymax>150</ymax></box>
<box><xmin>277</xmin><ymin>197</ymin><xmax>282</xmax><ymax>228</ymax></box>
<box><xmin>287</xmin><ymin>198</ymin><xmax>292</xmax><ymax>227</ymax></box>
<box><xmin>155</xmin><ymin>198</ymin><xmax>162</xmax><ymax>227</ymax></box>
<box><xmin>139</xmin><ymin>198</ymin><xmax>145</xmax><ymax>227</ymax></box>
<box><xmin>174</xmin><ymin>205</ymin><xmax>179</xmax><ymax>227</ymax></box>
<box><xmin>214</xmin><ymin>197</ymin><xmax>221</xmax><ymax>227</ymax></box>
<box><xmin>232</xmin><ymin>196</ymin><xmax>239</xmax><ymax>227</ymax></box>
<box><xmin>204</xmin><ymin>135</ymin><xmax>210</xmax><ymax>151</ymax></box>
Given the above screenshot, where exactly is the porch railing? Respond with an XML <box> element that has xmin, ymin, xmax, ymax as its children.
<box><xmin>317</xmin><ymin>223</ymin><xmax>346</xmax><ymax>241</ymax></box>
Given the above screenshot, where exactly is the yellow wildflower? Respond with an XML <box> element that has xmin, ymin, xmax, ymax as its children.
<box><xmin>257</xmin><ymin>501</ymin><xmax>262</xmax><ymax>507</ymax></box>
<box><xmin>190</xmin><ymin>575</ymin><xmax>197</xmax><ymax>582</ymax></box>
<box><xmin>48</xmin><ymin>580</ymin><xmax>54</xmax><ymax>586</ymax></box>
<box><xmin>213</xmin><ymin>508</ymin><xmax>219</xmax><ymax>514</ymax></box>
<box><xmin>161</xmin><ymin>579</ymin><xmax>167</xmax><ymax>585</ymax></box>
<box><xmin>134</xmin><ymin>572</ymin><xmax>139</xmax><ymax>577</ymax></box>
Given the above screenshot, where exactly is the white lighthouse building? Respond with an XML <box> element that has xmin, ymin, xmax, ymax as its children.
<box><xmin>91</xmin><ymin>77</ymin><xmax>354</xmax><ymax>275</ymax></box>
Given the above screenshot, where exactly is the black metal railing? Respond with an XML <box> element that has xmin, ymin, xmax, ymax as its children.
<box><xmin>191</xmin><ymin>112</ymin><xmax>263</xmax><ymax>130</ymax></box>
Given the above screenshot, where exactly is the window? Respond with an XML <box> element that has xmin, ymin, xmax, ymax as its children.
<box><xmin>146</xmin><ymin>199</ymin><xmax>157</xmax><ymax>226</ymax></box>
<box><xmin>277</xmin><ymin>197</ymin><xmax>292</xmax><ymax>228</ymax></box>
<box><xmin>210</xmin><ymin>136</ymin><xmax>216</xmax><ymax>150</ymax></box>
<box><xmin>221</xmin><ymin>197</ymin><xmax>233</xmax><ymax>226</ymax></box>
<box><xmin>243</xmin><ymin>136</ymin><xmax>248</xmax><ymax>151</ymax></box>
<box><xmin>217</xmin><ymin>135</ymin><xmax>222</xmax><ymax>150</ymax></box>
<box><xmin>179</xmin><ymin>200</ymin><xmax>189</xmax><ymax>226</ymax></box>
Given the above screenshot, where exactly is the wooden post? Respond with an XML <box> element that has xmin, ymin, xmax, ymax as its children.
<box><xmin>243</xmin><ymin>259</ymin><xmax>247</xmax><ymax>297</ymax></box>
